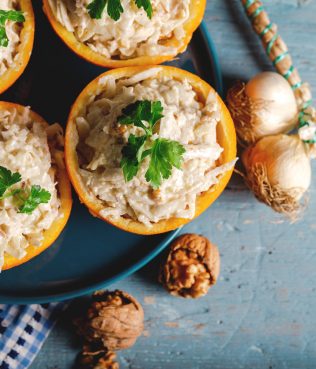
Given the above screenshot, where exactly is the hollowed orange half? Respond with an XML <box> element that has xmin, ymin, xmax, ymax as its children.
<box><xmin>1</xmin><ymin>102</ymin><xmax>72</xmax><ymax>270</ymax></box>
<box><xmin>42</xmin><ymin>0</ymin><xmax>206</xmax><ymax>68</ymax></box>
<box><xmin>65</xmin><ymin>66</ymin><xmax>237</xmax><ymax>235</ymax></box>
<box><xmin>0</xmin><ymin>0</ymin><xmax>35</xmax><ymax>94</ymax></box>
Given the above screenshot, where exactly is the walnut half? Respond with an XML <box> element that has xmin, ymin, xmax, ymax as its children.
<box><xmin>159</xmin><ymin>234</ymin><xmax>220</xmax><ymax>298</ymax></box>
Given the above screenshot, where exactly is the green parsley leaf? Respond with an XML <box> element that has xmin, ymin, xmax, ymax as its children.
<box><xmin>107</xmin><ymin>0</ymin><xmax>124</xmax><ymax>21</ymax></box>
<box><xmin>145</xmin><ymin>138</ymin><xmax>186</xmax><ymax>188</ymax></box>
<box><xmin>120</xmin><ymin>134</ymin><xmax>147</xmax><ymax>182</ymax></box>
<box><xmin>0</xmin><ymin>10</ymin><xmax>25</xmax><ymax>47</ymax></box>
<box><xmin>0</xmin><ymin>10</ymin><xmax>25</xmax><ymax>23</ymax></box>
<box><xmin>87</xmin><ymin>0</ymin><xmax>107</xmax><ymax>19</ymax></box>
<box><xmin>18</xmin><ymin>185</ymin><xmax>51</xmax><ymax>214</ymax></box>
<box><xmin>118</xmin><ymin>100</ymin><xmax>163</xmax><ymax>136</ymax></box>
<box><xmin>0</xmin><ymin>27</ymin><xmax>7</xmax><ymax>47</ymax></box>
<box><xmin>87</xmin><ymin>0</ymin><xmax>152</xmax><ymax>20</ymax></box>
<box><xmin>87</xmin><ymin>0</ymin><xmax>123</xmax><ymax>20</ymax></box>
<box><xmin>135</xmin><ymin>0</ymin><xmax>153</xmax><ymax>19</ymax></box>
<box><xmin>0</xmin><ymin>166</ymin><xmax>22</xmax><ymax>197</ymax></box>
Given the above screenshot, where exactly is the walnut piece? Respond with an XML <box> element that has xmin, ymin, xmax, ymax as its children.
<box><xmin>159</xmin><ymin>234</ymin><xmax>220</xmax><ymax>298</ymax></box>
<box><xmin>75</xmin><ymin>290</ymin><xmax>144</xmax><ymax>351</ymax></box>
<box><xmin>79</xmin><ymin>342</ymin><xmax>119</xmax><ymax>369</ymax></box>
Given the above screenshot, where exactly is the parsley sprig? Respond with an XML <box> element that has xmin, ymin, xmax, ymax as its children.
<box><xmin>0</xmin><ymin>166</ymin><xmax>51</xmax><ymax>214</ymax></box>
<box><xmin>118</xmin><ymin>100</ymin><xmax>186</xmax><ymax>188</ymax></box>
<box><xmin>87</xmin><ymin>0</ymin><xmax>152</xmax><ymax>21</ymax></box>
<box><xmin>0</xmin><ymin>10</ymin><xmax>25</xmax><ymax>47</ymax></box>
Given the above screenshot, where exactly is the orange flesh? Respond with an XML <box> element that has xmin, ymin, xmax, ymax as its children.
<box><xmin>42</xmin><ymin>0</ymin><xmax>206</xmax><ymax>68</ymax></box>
<box><xmin>65</xmin><ymin>66</ymin><xmax>237</xmax><ymax>235</ymax></box>
<box><xmin>0</xmin><ymin>0</ymin><xmax>35</xmax><ymax>94</ymax></box>
<box><xmin>1</xmin><ymin>102</ymin><xmax>72</xmax><ymax>270</ymax></box>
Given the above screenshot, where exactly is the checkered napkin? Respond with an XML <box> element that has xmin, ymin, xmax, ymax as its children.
<box><xmin>0</xmin><ymin>303</ymin><xmax>65</xmax><ymax>369</ymax></box>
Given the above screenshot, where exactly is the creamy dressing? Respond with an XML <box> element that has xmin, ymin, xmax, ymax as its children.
<box><xmin>75</xmin><ymin>68</ymin><xmax>236</xmax><ymax>226</ymax></box>
<box><xmin>0</xmin><ymin>0</ymin><xmax>23</xmax><ymax>76</ymax></box>
<box><xmin>0</xmin><ymin>107</ymin><xmax>61</xmax><ymax>269</ymax></box>
<box><xmin>48</xmin><ymin>0</ymin><xmax>190</xmax><ymax>59</ymax></box>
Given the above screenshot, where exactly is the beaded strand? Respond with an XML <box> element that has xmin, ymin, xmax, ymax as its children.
<box><xmin>241</xmin><ymin>0</ymin><xmax>315</xmax><ymax>143</ymax></box>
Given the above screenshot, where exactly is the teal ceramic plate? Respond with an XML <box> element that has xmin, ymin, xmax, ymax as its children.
<box><xmin>0</xmin><ymin>2</ymin><xmax>223</xmax><ymax>304</ymax></box>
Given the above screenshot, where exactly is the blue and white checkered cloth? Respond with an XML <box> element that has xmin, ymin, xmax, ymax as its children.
<box><xmin>0</xmin><ymin>304</ymin><xmax>65</xmax><ymax>369</ymax></box>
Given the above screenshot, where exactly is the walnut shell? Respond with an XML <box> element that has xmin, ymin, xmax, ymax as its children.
<box><xmin>159</xmin><ymin>234</ymin><xmax>220</xmax><ymax>298</ymax></box>
<box><xmin>75</xmin><ymin>290</ymin><xmax>144</xmax><ymax>351</ymax></box>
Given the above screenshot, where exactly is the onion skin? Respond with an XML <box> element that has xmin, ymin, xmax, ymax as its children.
<box><xmin>245</xmin><ymin>72</ymin><xmax>298</xmax><ymax>134</ymax></box>
<box><xmin>42</xmin><ymin>0</ymin><xmax>206</xmax><ymax>68</ymax></box>
<box><xmin>1</xmin><ymin>102</ymin><xmax>72</xmax><ymax>270</ymax></box>
<box><xmin>242</xmin><ymin>134</ymin><xmax>311</xmax><ymax>215</ymax></box>
<box><xmin>227</xmin><ymin>72</ymin><xmax>298</xmax><ymax>144</ymax></box>
<box><xmin>65</xmin><ymin>66</ymin><xmax>237</xmax><ymax>235</ymax></box>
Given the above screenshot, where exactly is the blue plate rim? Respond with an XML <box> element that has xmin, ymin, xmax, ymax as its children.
<box><xmin>199</xmin><ymin>21</ymin><xmax>223</xmax><ymax>97</ymax></box>
<box><xmin>1</xmin><ymin>227</ymin><xmax>182</xmax><ymax>304</ymax></box>
<box><xmin>0</xmin><ymin>21</ymin><xmax>223</xmax><ymax>304</ymax></box>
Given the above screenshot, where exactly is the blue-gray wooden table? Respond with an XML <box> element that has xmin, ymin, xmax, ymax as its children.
<box><xmin>30</xmin><ymin>1</ymin><xmax>316</xmax><ymax>368</ymax></box>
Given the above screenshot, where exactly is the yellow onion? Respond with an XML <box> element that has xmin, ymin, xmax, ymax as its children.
<box><xmin>242</xmin><ymin>134</ymin><xmax>311</xmax><ymax>216</ymax></box>
<box><xmin>227</xmin><ymin>72</ymin><xmax>298</xmax><ymax>144</ymax></box>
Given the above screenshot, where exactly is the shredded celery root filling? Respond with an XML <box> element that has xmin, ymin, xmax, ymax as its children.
<box><xmin>74</xmin><ymin>68</ymin><xmax>236</xmax><ymax>226</ymax></box>
<box><xmin>48</xmin><ymin>0</ymin><xmax>190</xmax><ymax>59</ymax></box>
<box><xmin>0</xmin><ymin>0</ymin><xmax>24</xmax><ymax>76</ymax></box>
<box><xmin>0</xmin><ymin>107</ymin><xmax>61</xmax><ymax>269</ymax></box>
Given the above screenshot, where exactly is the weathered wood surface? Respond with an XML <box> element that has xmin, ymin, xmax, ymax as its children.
<box><xmin>30</xmin><ymin>1</ymin><xmax>316</xmax><ymax>368</ymax></box>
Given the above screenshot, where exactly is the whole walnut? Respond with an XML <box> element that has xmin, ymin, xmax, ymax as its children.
<box><xmin>159</xmin><ymin>234</ymin><xmax>220</xmax><ymax>298</ymax></box>
<box><xmin>75</xmin><ymin>290</ymin><xmax>144</xmax><ymax>351</ymax></box>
